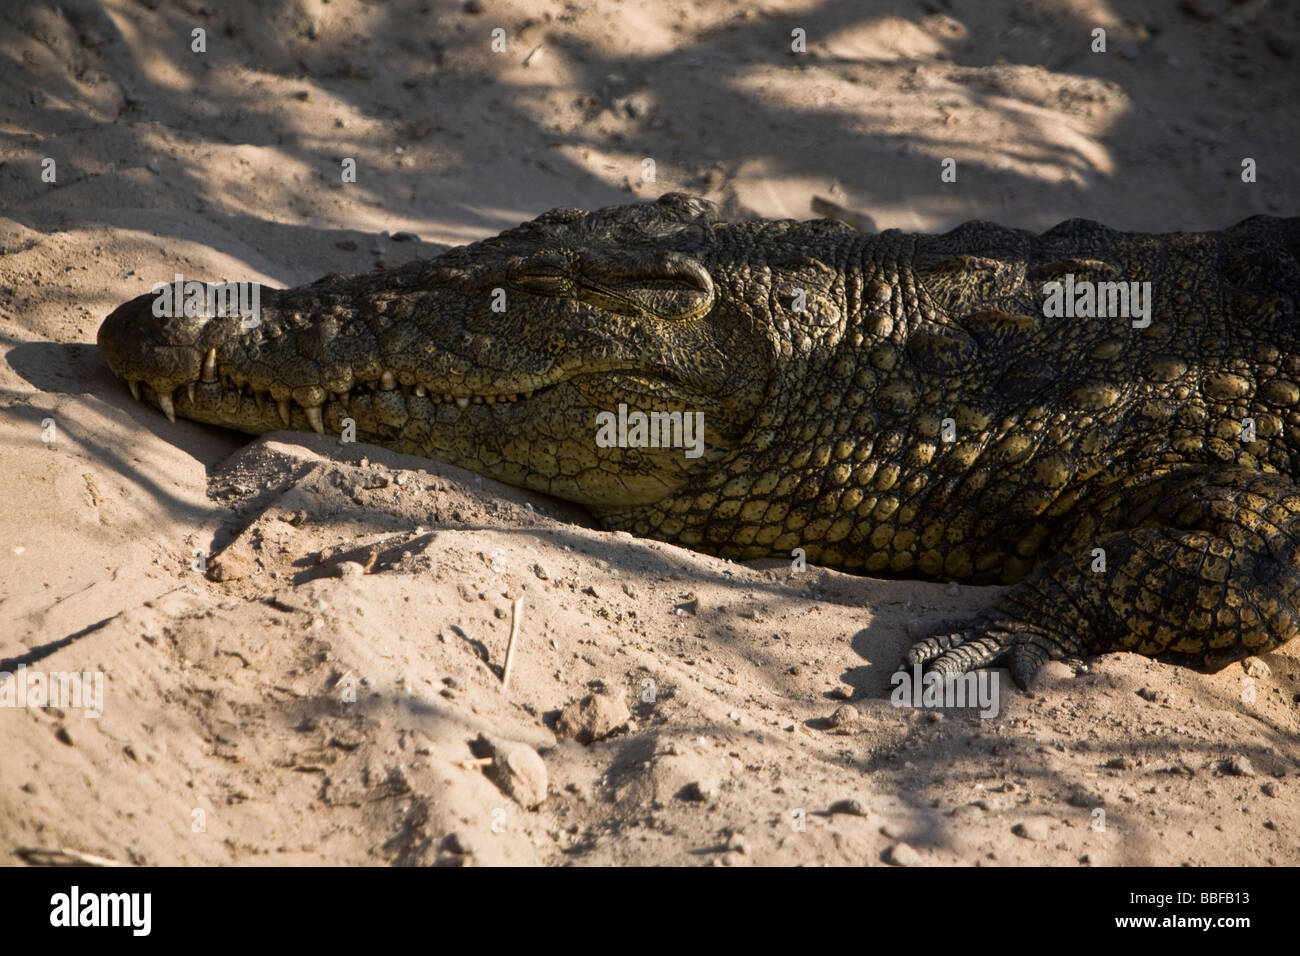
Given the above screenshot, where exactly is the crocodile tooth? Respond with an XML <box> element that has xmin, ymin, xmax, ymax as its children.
<box><xmin>305</xmin><ymin>405</ymin><xmax>324</xmax><ymax>434</ymax></box>
<box><xmin>201</xmin><ymin>348</ymin><xmax>217</xmax><ymax>383</ymax></box>
<box><xmin>187</xmin><ymin>383</ymin><xmax>196</xmax><ymax>403</ymax></box>
<box><xmin>472</xmin><ymin>396</ymin><xmax>483</xmax><ymax>404</ymax></box>
<box><xmin>455</xmin><ymin>396</ymin><xmax>470</xmax><ymax>410</ymax></box>
<box><xmin>414</xmin><ymin>385</ymin><xmax>426</xmax><ymax>397</ymax></box>
<box><xmin>253</xmin><ymin>391</ymin><xmax>265</xmax><ymax>415</ymax></box>
<box><xmin>523</xmin><ymin>389</ymin><xmax>534</xmax><ymax>399</ymax></box>
<box><xmin>484</xmin><ymin>395</ymin><xmax>495</xmax><ymax>405</ymax></box>
<box><xmin>129</xmin><ymin>380</ymin><xmax>141</xmax><ymax>401</ymax></box>
<box><xmin>339</xmin><ymin>390</ymin><xmax>350</xmax><ymax>410</ymax></box>
<box><xmin>158</xmin><ymin>390</ymin><xmax>176</xmax><ymax>423</ymax></box>
<box><xmin>506</xmin><ymin>394</ymin><xmax>517</xmax><ymax>402</ymax></box>
<box><xmin>444</xmin><ymin>394</ymin><xmax>454</xmax><ymax>403</ymax></box>
<box><xmin>278</xmin><ymin>398</ymin><xmax>291</xmax><ymax>426</ymax></box>
<box><xmin>380</xmin><ymin>371</ymin><xmax>396</xmax><ymax>390</ymax></box>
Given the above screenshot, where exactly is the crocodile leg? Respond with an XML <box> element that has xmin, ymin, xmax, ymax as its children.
<box><xmin>905</xmin><ymin>467</ymin><xmax>1300</xmax><ymax>687</ymax></box>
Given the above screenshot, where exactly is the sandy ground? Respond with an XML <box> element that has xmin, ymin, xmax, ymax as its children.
<box><xmin>1</xmin><ymin>0</ymin><xmax>1297</xmax><ymax>867</ymax></box>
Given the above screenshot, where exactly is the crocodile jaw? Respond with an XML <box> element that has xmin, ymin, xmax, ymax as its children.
<box><xmin>97</xmin><ymin>280</ymin><xmax>770</xmax><ymax>509</ymax></box>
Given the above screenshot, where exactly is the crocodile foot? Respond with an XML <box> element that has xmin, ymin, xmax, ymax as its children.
<box><xmin>903</xmin><ymin>617</ymin><xmax>1068</xmax><ymax>689</ymax></box>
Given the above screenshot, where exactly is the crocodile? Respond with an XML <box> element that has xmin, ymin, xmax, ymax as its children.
<box><xmin>97</xmin><ymin>193</ymin><xmax>1300</xmax><ymax>686</ymax></box>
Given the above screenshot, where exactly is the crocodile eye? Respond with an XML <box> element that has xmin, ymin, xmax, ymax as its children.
<box><xmin>509</xmin><ymin>271</ymin><xmax>571</xmax><ymax>295</ymax></box>
<box><xmin>508</xmin><ymin>253</ymin><xmax>572</xmax><ymax>295</ymax></box>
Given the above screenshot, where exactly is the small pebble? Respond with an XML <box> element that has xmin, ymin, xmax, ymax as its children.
<box><xmin>884</xmin><ymin>842</ymin><xmax>920</xmax><ymax>866</ymax></box>
<box><xmin>1241</xmin><ymin>657</ymin><xmax>1271</xmax><ymax>679</ymax></box>
<box><xmin>1012</xmin><ymin>818</ymin><xmax>1051</xmax><ymax>841</ymax></box>
<box><xmin>828</xmin><ymin>704</ymin><xmax>858</xmax><ymax>729</ymax></box>
<box><xmin>829</xmin><ymin>798</ymin><xmax>868</xmax><ymax>816</ymax></box>
<box><xmin>1222</xmin><ymin>755</ymin><xmax>1256</xmax><ymax>777</ymax></box>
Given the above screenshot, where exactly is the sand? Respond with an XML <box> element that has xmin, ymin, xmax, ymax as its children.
<box><xmin>1</xmin><ymin>0</ymin><xmax>1297</xmax><ymax>866</ymax></box>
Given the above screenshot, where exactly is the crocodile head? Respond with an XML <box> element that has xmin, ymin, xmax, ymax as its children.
<box><xmin>98</xmin><ymin>194</ymin><xmax>781</xmax><ymax>511</ymax></box>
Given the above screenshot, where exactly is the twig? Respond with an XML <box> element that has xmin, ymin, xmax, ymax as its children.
<box><xmin>16</xmin><ymin>846</ymin><xmax>127</xmax><ymax>867</ymax></box>
<box><xmin>501</xmin><ymin>597</ymin><xmax>524</xmax><ymax>689</ymax></box>
<box><xmin>811</xmin><ymin>196</ymin><xmax>877</xmax><ymax>233</ymax></box>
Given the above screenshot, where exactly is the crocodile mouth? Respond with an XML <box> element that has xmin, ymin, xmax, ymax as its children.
<box><xmin>124</xmin><ymin>353</ymin><xmax>722</xmax><ymax>435</ymax></box>
<box><xmin>129</xmin><ymin>363</ymin><xmax>567</xmax><ymax>430</ymax></box>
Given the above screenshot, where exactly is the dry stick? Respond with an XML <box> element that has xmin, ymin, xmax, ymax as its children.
<box><xmin>501</xmin><ymin>597</ymin><xmax>524</xmax><ymax>689</ymax></box>
<box><xmin>810</xmin><ymin>195</ymin><xmax>876</xmax><ymax>233</ymax></box>
<box><xmin>16</xmin><ymin>846</ymin><xmax>126</xmax><ymax>867</ymax></box>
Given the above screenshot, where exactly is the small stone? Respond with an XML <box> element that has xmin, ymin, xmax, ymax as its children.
<box><xmin>442</xmin><ymin>831</ymin><xmax>471</xmax><ymax>855</ymax></box>
<box><xmin>829</xmin><ymin>798</ymin><xmax>869</xmax><ymax>816</ymax></box>
<box><xmin>828</xmin><ymin>704</ymin><xmax>858</xmax><ymax>729</ymax></box>
<box><xmin>1104</xmin><ymin>755</ymin><xmax>1134</xmax><ymax>770</ymax></box>
<box><xmin>1261</xmin><ymin>781</ymin><xmax>1279</xmax><ymax>798</ymax></box>
<box><xmin>884</xmin><ymin>842</ymin><xmax>920</xmax><ymax>866</ymax></box>
<box><xmin>829</xmin><ymin>685</ymin><xmax>854</xmax><ymax>701</ymax></box>
<box><xmin>462</xmin><ymin>0</ymin><xmax>484</xmax><ymax>13</ymax></box>
<box><xmin>55</xmin><ymin>726</ymin><xmax>73</xmax><ymax>746</ymax></box>
<box><xmin>618</xmin><ymin>92</ymin><xmax>654</xmax><ymax>119</ymax></box>
<box><xmin>531</xmin><ymin>563</ymin><xmax>549</xmax><ymax>581</ymax></box>
<box><xmin>1012</xmin><ymin>818</ymin><xmax>1051</xmax><ymax>841</ymax></box>
<box><xmin>678</xmin><ymin>780</ymin><xmax>717</xmax><ymax>803</ymax></box>
<box><xmin>476</xmin><ymin>734</ymin><xmax>548</xmax><ymax>809</ymax></box>
<box><xmin>1221</xmin><ymin>755</ymin><xmax>1256</xmax><ymax>777</ymax></box>
<box><xmin>1136</xmin><ymin>687</ymin><xmax>1159</xmax><ymax>702</ymax></box>
<box><xmin>336</xmin><ymin>561</ymin><xmax>365</xmax><ymax>577</ymax></box>
<box><xmin>1241</xmin><ymin>657</ymin><xmax>1271</xmax><ymax>679</ymax></box>
<box><xmin>1065</xmin><ymin>789</ymin><xmax>1101</xmax><ymax>808</ymax></box>
<box><xmin>556</xmin><ymin>691</ymin><xmax>631</xmax><ymax>744</ymax></box>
